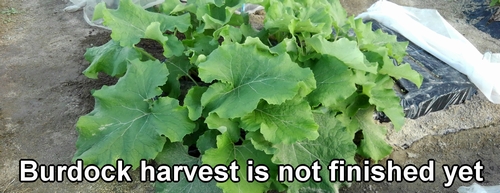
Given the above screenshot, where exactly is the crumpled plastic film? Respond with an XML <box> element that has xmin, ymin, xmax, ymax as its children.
<box><xmin>457</xmin><ymin>183</ymin><xmax>500</xmax><ymax>193</ymax></box>
<box><xmin>357</xmin><ymin>0</ymin><xmax>500</xmax><ymax>104</ymax></box>
<box><xmin>64</xmin><ymin>0</ymin><xmax>165</xmax><ymax>29</ymax></box>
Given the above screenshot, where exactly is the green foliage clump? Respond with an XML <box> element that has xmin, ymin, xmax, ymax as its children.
<box><xmin>491</xmin><ymin>0</ymin><xmax>500</xmax><ymax>7</ymax></box>
<box><xmin>75</xmin><ymin>0</ymin><xmax>422</xmax><ymax>192</ymax></box>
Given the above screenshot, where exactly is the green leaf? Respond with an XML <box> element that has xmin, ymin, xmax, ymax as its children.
<box><xmin>202</xmin><ymin>133</ymin><xmax>277</xmax><ymax>193</ymax></box>
<box><xmin>199</xmin><ymin>37</ymin><xmax>316</xmax><ymax>118</ymax></box>
<box><xmin>187</xmin><ymin>33</ymin><xmax>219</xmax><ymax>55</ymax></box>
<box><xmin>325</xmin><ymin>0</ymin><xmax>347</xmax><ymax>29</ymax></box>
<box><xmin>241</xmin><ymin>99</ymin><xmax>319</xmax><ymax>144</ymax></box>
<box><xmin>75</xmin><ymin>0</ymin><xmax>418</xmax><ymax>187</ymax></box>
<box><xmin>157</xmin><ymin>0</ymin><xmax>184</xmax><ymax>14</ymax></box>
<box><xmin>246</xmin><ymin>131</ymin><xmax>276</xmax><ymax>155</ymax></box>
<box><xmin>491</xmin><ymin>0</ymin><xmax>500</xmax><ymax>6</ymax></box>
<box><xmin>269</xmin><ymin>37</ymin><xmax>300</xmax><ymax>61</ymax></box>
<box><xmin>205</xmin><ymin>113</ymin><xmax>241</xmax><ymax>143</ymax></box>
<box><xmin>168</xmin><ymin>0</ymin><xmax>197</xmax><ymax>14</ymax></box>
<box><xmin>305</xmin><ymin>36</ymin><xmax>377</xmax><ymax>73</ymax></box>
<box><xmin>353</xmin><ymin>107</ymin><xmax>393</xmax><ymax>162</ymax></box>
<box><xmin>192</xmin><ymin>0</ymin><xmax>243</xmax><ymax>30</ymax></box>
<box><xmin>343</xmin><ymin>94</ymin><xmax>371</xmax><ymax>119</ymax></box>
<box><xmin>379</xmin><ymin>59</ymin><xmax>423</xmax><ymax>88</ymax></box>
<box><xmin>350</xmin><ymin>18</ymin><xmax>406</xmax><ymax>62</ymax></box>
<box><xmin>364</xmin><ymin>75</ymin><xmax>406</xmax><ymax>130</ymax></box>
<box><xmin>182</xmin><ymin>120</ymin><xmax>208</xmax><ymax>147</ymax></box>
<box><xmin>94</xmin><ymin>0</ymin><xmax>190</xmax><ymax>47</ymax></box>
<box><xmin>162</xmin><ymin>56</ymin><xmax>195</xmax><ymax>98</ymax></box>
<box><xmin>74</xmin><ymin>59</ymin><xmax>195</xmax><ymax>168</ymax></box>
<box><xmin>83</xmin><ymin>40</ymin><xmax>141</xmax><ymax>79</ymax></box>
<box><xmin>272</xmin><ymin>112</ymin><xmax>357</xmax><ymax>193</ymax></box>
<box><xmin>214</xmin><ymin>25</ymin><xmax>243</xmax><ymax>43</ymax></box>
<box><xmin>144</xmin><ymin>22</ymin><xmax>185</xmax><ymax>58</ymax></box>
<box><xmin>184</xmin><ymin>33</ymin><xmax>219</xmax><ymax>65</ymax></box>
<box><xmin>196</xmin><ymin>129</ymin><xmax>220</xmax><ymax>155</ymax></box>
<box><xmin>361</xmin><ymin>44</ymin><xmax>422</xmax><ymax>88</ymax></box>
<box><xmin>264</xmin><ymin>0</ymin><xmax>333</xmax><ymax>35</ymax></box>
<box><xmin>349</xmin><ymin>18</ymin><xmax>422</xmax><ymax>87</ymax></box>
<box><xmin>184</xmin><ymin>86</ymin><xmax>208</xmax><ymax>121</ymax></box>
<box><xmin>307</xmin><ymin>55</ymin><xmax>360</xmax><ymax>107</ymax></box>
<box><xmin>155</xmin><ymin>142</ymin><xmax>221</xmax><ymax>193</ymax></box>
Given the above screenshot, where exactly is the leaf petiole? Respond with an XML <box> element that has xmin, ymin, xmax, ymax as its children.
<box><xmin>164</xmin><ymin>59</ymin><xmax>199</xmax><ymax>86</ymax></box>
<box><xmin>134</xmin><ymin>46</ymin><xmax>157</xmax><ymax>61</ymax></box>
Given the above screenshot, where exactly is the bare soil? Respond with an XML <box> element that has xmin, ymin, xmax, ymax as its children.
<box><xmin>0</xmin><ymin>0</ymin><xmax>499</xmax><ymax>192</ymax></box>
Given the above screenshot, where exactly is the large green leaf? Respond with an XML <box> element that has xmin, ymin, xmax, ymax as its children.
<box><xmin>198</xmin><ymin>38</ymin><xmax>316</xmax><ymax>118</ymax></box>
<box><xmin>272</xmin><ymin>112</ymin><xmax>357</xmax><ymax>193</ymax></box>
<box><xmin>83</xmin><ymin>39</ymin><xmax>141</xmax><ymax>79</ymax></box>
<box><xmin>307</xmin><ymin>55</ymin><xmax>360</xmax><ymax>107</ymax></box>
<box><xmin>241</xmin><ymin>99</ymin><xmax>319</xmax><ymax>144</ymax></box>
<box><xmin>94</xmin><ymin>0</ymin><xmax>190</xmax><ymax>47</ymax></box>
<box><xmin>202</xmin><ymin>133</ymin><xmax>278</xmax><ymax>193</ymax></box>
<box><xmin>155</xmin><ymin>142</ymin><xmax>221</xmax><ymax>193</ymax></box>
<box><xmin>74</xmin><ymin>59</ymin><xmax>195</xmax><ymax>168</ymax></box>
<box><xmin>305</xmin><ymin>36</ymin><xmax>377</xmax><ymax>73</ymax></box>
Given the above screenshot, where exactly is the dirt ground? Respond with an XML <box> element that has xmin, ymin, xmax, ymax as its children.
<box><xmin>0</xmin><ymin>0</ymin><xmax>499</xmax><ymax>192</ymax></box>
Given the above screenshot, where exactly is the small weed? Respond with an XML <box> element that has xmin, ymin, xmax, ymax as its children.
<box><xmin>3</xmin><ymin>18</ymin><xmax>13</xmax><ymax>24</ymax></box>
<box><xmin>1</xmin><ymin>7</ymin><xmax>20</xmax><ymax>24</ymax></box>
<box><xmin>1</xmin><ymin>7</ymin><xmax>19</xmax><ymax>16</ymax></box>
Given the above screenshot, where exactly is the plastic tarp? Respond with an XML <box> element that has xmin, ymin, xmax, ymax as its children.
<box><xmin>63</xmin><ymin>0</ymin><xmax>164</xmax><ymax>29</ymax></box>
<box><xmin>370</xmin><ymin>20</ymin><xmax>477</xmax><ymax>119</ymax></box>
<box><xmin>357</xmin><ymin>0</ymin><xmax>500</xmax><ymax>104</ymax></box>
<box><xmin>457</xmin><ymin>183</ymin><xmax>500</xmax><ymax>193</ymax></box>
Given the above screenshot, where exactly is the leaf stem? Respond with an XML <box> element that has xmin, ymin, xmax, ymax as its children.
<box><xmin>135</xmin><ymin>47</ymin><xmax>157</xmax><ymax>61</ymax></box>
<box><xmin>135</xmin><ymin>47</ymin><xmax>199</xmax><ymax>86</ymax></box>
<box><xmin>164</xmin><ymin>60</ymin><xmax>200</xmax><ymax>86</ymax></box>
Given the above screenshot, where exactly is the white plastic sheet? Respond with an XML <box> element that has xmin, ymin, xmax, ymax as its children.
<box><xmin>357</xmin><ymin>0</ymin><xmax>500</xmax><ymax>104</ymax></box>
<box><xmin>457</xmin><ymin>183</ymin><xmax>500</xmax><ymax>193</ymax></box>
<box><xmin>63</xmin><ymin>0</ymin><xmax>164</xmax><ymax>29</ymax></box>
